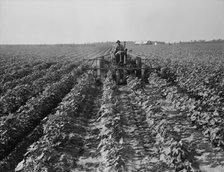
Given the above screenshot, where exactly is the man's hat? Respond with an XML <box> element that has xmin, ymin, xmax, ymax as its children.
<box><xmin>116</xmin><ymin>40</ymin><xmax>120</xmax><ymax>43</ymax></box>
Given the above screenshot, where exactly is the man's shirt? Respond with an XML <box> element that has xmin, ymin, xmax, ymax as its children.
<box><xmin>113</xmin><ymin>44</ymin><xmax>124</xmax><ymax>54</ymax></box>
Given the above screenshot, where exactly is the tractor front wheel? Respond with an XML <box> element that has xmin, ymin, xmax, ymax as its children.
<box><xmin>116</xmin><ymin>70</ymin><xmax>121</xmax><ymax>84</ymax></box>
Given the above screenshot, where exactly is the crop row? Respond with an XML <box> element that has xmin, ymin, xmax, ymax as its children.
<box><xmin>0</xmin><ymin>62</ymin><xmax>57</xmax><ymax>95</ymax></box>
<box><xmin>130</xmin><ymin>42</ymin><xmax>224</xmax><ymax>100</ymax></box>
<box><xmin>153</xmin><ymin>70</ymin><xmax>224</xmax><ymax>149</ymax></box>
<box><xmin>133</xmin><ymin>43</ymin><xmax>224</xmax><ymax>103</ymax></box>
<box><xmin>132</xmin><ymin>47</ymin><xmax>224</xmax><ymax>151</ymax></box>
<box><xmin>134</xmin><ymin>68</ymin><xmax>224</xmax><ymax>170</ymax></box>
<box><xmin>0</xmin><ymin>58</ymin><xmax>42</xmax><ymax>78</ymax></box>
<box><xmin>165</xmin><ymin>59</ymin><xmax>224</xmax><ymax>100</ymax></box>
<box><xmin>0</xmin><ymin>65</ymin><xmax>87</xmax><ymax>161</ymax></box>
<box><xmin>0</xmin><ymin>61</ymin><xmax>79</xmax><ymax>116</ymax></box>
<box><xmin>10</xmin><ymin>73</ymin><xmax>97</xmax><ymax>172</ymax></box>
<box><xmin>1</xmin><ymin>60</ymin><xmax>77</xmax><ymax>95</ymax></box>
<box><xmin>146</xmin><ymin>58</ymin><xmax>224</xmax><ymax>150</ymax></box>
<box><xmin>0</xmin><ymin>61</ymin><xmax>49</xmax><ymax>84</ymax></box>
<box><xmin>96</xmin><ymin>71</ymin><xmax>133</xmax><ymax>171</ymax></box>
<box><xmin>0</xmin><ymin>44</ymin><xmax>112</xmax><ymax>69</ymax></box>
<box><xmin>127</xmin><ymin>75</ymin><xmax>201</xmax><ymax>171</ymax></box>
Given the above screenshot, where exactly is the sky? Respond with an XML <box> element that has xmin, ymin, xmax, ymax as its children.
<box><xmin>0</xmin><ymin>0</ymin><xmax>223</xmax><ymax>44</ymax></box>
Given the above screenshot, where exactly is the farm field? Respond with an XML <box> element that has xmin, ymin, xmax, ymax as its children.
<box><xmin>0</xmin><ymin>42</ymin><xmax>224</xmax><ymax>172</ymax></box>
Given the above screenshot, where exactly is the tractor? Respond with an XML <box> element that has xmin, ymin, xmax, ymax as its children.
<box><xmin>83</xmin><ymin>42</ymin><xmax>150</xmax><ymax>85</ymax></box>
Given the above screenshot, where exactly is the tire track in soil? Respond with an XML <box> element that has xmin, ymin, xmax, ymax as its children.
<box><xmin>74</xmin><ymin>87</ymin><xmax>103</xmax><ymax>171</ymax></box>
<box><xmin>117</xmin><ymin>86</ymin><xmax>155</xmax><ymax>171</ymax></box>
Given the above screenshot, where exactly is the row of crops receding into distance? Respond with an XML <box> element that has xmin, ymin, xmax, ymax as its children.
<box><xmin>0</xmin><ymin>42</ymin><xmax>224</xmax><ymax>172</ymax></box>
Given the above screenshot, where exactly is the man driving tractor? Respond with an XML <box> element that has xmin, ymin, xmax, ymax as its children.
<box><xmin>113</xmin><ymin>40</ymin><xmax>127</xmax><ymax>65</ymax></box>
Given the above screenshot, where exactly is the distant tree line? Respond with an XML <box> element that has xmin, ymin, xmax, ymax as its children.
<box><xmin>179</xmin><ymin>39</ymin><xmax>224</xmax><ymax>44</ymax></box>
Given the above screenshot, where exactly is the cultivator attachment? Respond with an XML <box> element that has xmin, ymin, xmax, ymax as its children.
<box><xmin>83</xmin><ymin>49</ymin><xmax>155</xmax><ymax>85</ymax></box>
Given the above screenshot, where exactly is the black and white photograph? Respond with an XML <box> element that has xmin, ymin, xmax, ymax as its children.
<box><xmin>0</xmin><ymin>0</ymin><xmax>224</xmax><ymax>171</ymax></box>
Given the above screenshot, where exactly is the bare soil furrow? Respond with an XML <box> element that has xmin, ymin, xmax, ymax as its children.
<box><xmin>118</xmin><ymin>86</ymin><xmax>155</xmax><ymax>171</ymax></box>
<box><xmin>75</xmin><ymin>88</ymin><xmax>102</xmax><ymax>171</ymax></box>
